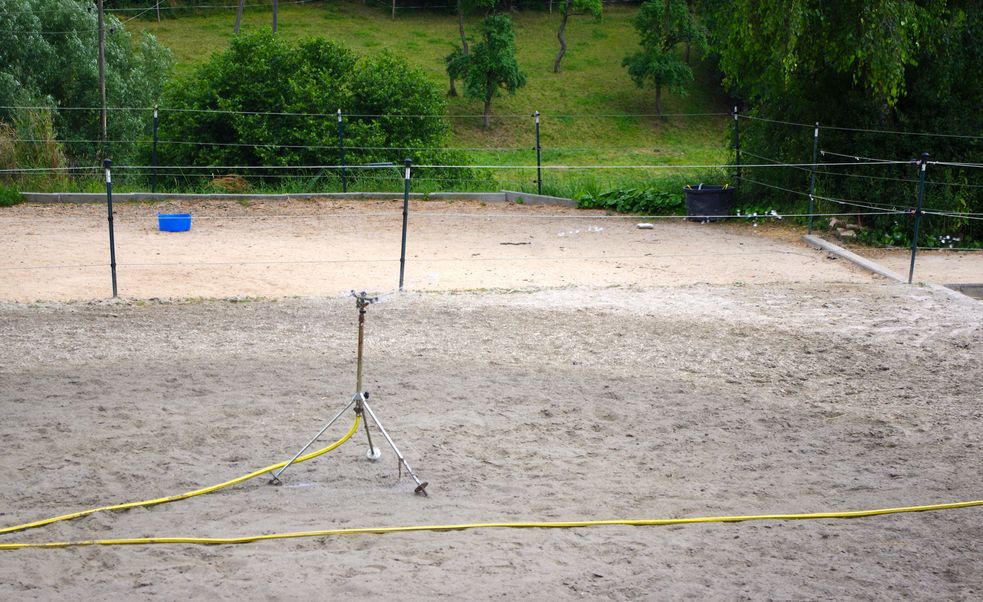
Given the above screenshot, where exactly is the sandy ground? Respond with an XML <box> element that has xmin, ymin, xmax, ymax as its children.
<box><xmin>861</xmin><ymin>246</ymin><xmax>983</xmax><ymax>286</ymax></box>
<box><xmin>2</xmin><ymin>199</ymin><xmax>979</xmax><ymax>302</ymax></box>
<box><xmin>0</xmin><ymin>198</ymin><xmax>909</xmax><ymax>302</ymax></box>
<box><xmin>2</xmin><ymin>200</ymin><xmax>983</xmax><ymax>599</ymax></box>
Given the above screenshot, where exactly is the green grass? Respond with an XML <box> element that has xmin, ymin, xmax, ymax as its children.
<box><xmin>123</xmin><ymin>1</ymin><xmax>731</xmax><ymax>196</ymax></box>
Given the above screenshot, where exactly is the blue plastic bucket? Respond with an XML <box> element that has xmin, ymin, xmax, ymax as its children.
<box><xmin>158</xmin><ymin>213</ymin><xmax>192</xmax><ymax>232</ymax></box>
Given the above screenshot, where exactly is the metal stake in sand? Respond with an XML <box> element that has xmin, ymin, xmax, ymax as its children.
<box><xmin>398</xmin><ymin>158</ymin><xmax>411</xmax><ymax>291</ymax></box>
<box><xmin>269</xmin><ymin>291</ymin><xmax>429</xmax><ymax>496</ymax></box>
<box><xmin>104</xmin><ymin>159</ymin><xmax>118</xmax><ymax>298</ymax></box>
<box><xmin>907</xmin><ymin>152</ymin><xmax>929</xmax><ymax>285</ymax></box>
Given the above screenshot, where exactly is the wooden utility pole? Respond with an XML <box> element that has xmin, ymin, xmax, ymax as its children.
<box><xmin>234</xmin><ymin>0</ymin><xmax>244</xmax><ymax>33</ymax></box>
<box><xmin>272</xmin><ymin>0</ymin><xmax>278</xmax><ymax>32</ymax></box>
<box><xmin>97</xmin><ymin>0</ymin><xmax>107</xmax><ymax>146</ymax></box>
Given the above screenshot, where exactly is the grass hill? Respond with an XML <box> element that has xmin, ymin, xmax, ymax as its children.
<box><xmin>127</xmin><ymin>1</ymin><xmax>732</xmax><ymax>196</ymax></box>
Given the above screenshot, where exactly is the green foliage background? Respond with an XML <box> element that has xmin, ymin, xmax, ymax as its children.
<box><xmin>2</xmin><ymin>0</ymin><xmax>981</xmax><ymax>248</ymax></box>
<box><xmin>0</xmin><ymin>0</ymin><xmax>172</xmax><ymax>165</ymax></box>
<box><xmin>706</xmin><ymin>0</ymin><xmax>983</xmax><ymax>246</ymax></box>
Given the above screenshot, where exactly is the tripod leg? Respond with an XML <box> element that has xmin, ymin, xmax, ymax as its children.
<box><xmin>269</xmin><ymin>398</ymin><xmax>355</xmax><ymax>484</ymax></box>
<box><xmin>361</xmin><ymin>401</ymin><xmax>429</xmax><ymax>496</ymax></box>
<box><xmin>362</xmin><ymin>415</ymin><xmax>382</xmax><ymax>461</ymax></box>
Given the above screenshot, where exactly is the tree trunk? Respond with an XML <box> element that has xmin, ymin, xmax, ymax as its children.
<box><xmin>234</xmin><ymin>0</ymin><xmax>244</xmax><ymax>34</ymax></box>
<box><xmin>458</xmin><ymin>2</ymin><xmax>469</xmax><ymax>55</ymax></box>
<box><xmin>483</xmin><ymin>83</ymin><xmax>494</xmax><ymax>128</ymax></box>
<box><xmin>655</xmin><ymin>84</ymin><xmax>663</xmax><ymax>116</ymax></box>
<box><xmin>662</xmin><ymin>0</ymin><xmax>671</xmax><ymax>38</ymax></box>
<box><xmin>553</xmin><ymin>0</ymin><xmax>571</xmax><ymax>73</ymax></box>
<box><xmin>272</xmin><ymin>0</ymin><xmax>278</xmax><ymax>32</ymax></box>
<box><xmin>448</xmin><ymin>75</ymin><xmax>458</xmax><ymax>97</ymax></box>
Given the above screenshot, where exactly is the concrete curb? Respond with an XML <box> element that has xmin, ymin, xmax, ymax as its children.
<box><xmin>502</xmin><ymin>190</ymin><xmax>578</xmax><ymax>208</ymax></box>
<box><xmin>802</xmin><ymin>234</ymin><xmax>906</xmax><ymax>283</ymax></box>
<box><xmin>929</xmin><ymin>283</ymin><xmax>983</xmax><ymax>304</ymax></box>
<box><xmin>20</xmin><ymin>191</ymin><xmax>518</xmax><ymax>203</ymax></box>
<box><xmin>22</xmin><ymin>191</ymin><xmax>580</xmax><ymax>206</ymax></box>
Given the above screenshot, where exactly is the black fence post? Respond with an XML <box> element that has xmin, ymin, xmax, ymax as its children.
<box><xmin>104</xmin><ymin>159</ymin><xmax>118</xmax><ymax>298</ymax></box>
<box><xmin>733</xmin><ymin>106</ymin><xmax>741</xmax><ymax>184</ymax></box>
<box><xmin>338</xmin><ymin>109</ymin><xmax>347</xmax><ymax>193</ymax></box>
<box><xmin>398</xmin><ymin>158</ymin><xmax>412</xmax><ymax>291</ymax></box>
<box><xmin>807</xmin><ymin>122</ymin><xmax>819</xmax><ymax>233</ymax></box>
<box><xmin>908</xmin><ymin>152</ymin><xmax>929</xmax><ymax>284</ymax></box>
<box><xmin>533</xmin><ymin>111</ymin><xmax>542</xmax><ymax>195</ymax></box>
<box><xmin>151</xmin><ymin>104</ymin><xmax>159</xmax><ymax>194</ymax></box>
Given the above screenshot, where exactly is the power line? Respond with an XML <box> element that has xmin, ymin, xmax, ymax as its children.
<box><xmin>108</xmin><ymin>0</ymin><xmax>314</xmax><ymax>12</ymax></box>
<box><xmin>924</xmin><ymin>210</ymin><xmax>983</xmax><ymax>222</ymax></box>
<box><xmin>740</xmin><ymin>151</ymin><xmax>814</xmax><ymax>174</ymax></box>
<box><xmin>0</xmin><ymin>105</ymin><xmax>764</xmax><ymax>120</ymax></box>
<box><xmin>0</xmin><ymin>160</ymin><xmax>915</xmax><ymax>176</ymax></box>
<box><xmin>0</xmin><ymin>249</ymin><xmax>820</xmax><ymax>272</ymax></box>
<box><xmin>820</xmin><ymin>149</ymin><xmax>916</xmax><ymax>165</ymax></box>
<box><xmin>814</xmin><ymin>167</ymin><xmax>983</xmax><ymax>189</ymax></box>
<box><xmin>11</xmin><ymin>137</ymin><xmax>731</xmax><ymax>154</ymax></box>
<box><xmin>931</xmin><ymin>161</ymin><xmax>983</xmax><ymax>169</ymax></box>
<box><xmin>811</xmin><ymin>193</ymin><xmax>908</xmax><ymax>215</ymax></box>
<box><xmin>740</xmin><ymin>114</ymin><xmax>983</xmax><ymax>141</ymax></box>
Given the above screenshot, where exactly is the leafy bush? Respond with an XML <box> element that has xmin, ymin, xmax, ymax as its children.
<box><xmin>578</xmin><ymin>187</ymin><xmax>684</xmax><ymax>214</ymax></box>
<box><xmin>156</xmin><ymin>30</ymin><xmax>480</xmax><ymax>189</ymax></box>
<box><xmin>0</xmin><ymin>184</ymin><xmax>24</xmax><ymax>207</ymax></box>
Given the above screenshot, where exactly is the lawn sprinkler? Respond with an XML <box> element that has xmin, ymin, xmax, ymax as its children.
<box><xmin>269</xmin><ymin>290</ymin><xmax>428</xmax><ymax>496</ymax></box>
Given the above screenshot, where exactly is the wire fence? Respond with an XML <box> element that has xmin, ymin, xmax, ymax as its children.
<box><xmin>2</xmin><ymin>104</ymin><xmax>982</xmax><ymax>298</ymax></box>
<box><xmin>731</xmin><ymin>111</ymin><xmax>983</xmax><ymax>259</ymax></box>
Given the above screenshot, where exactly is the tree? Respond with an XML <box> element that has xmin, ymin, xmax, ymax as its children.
<box><xmin>158</xmin><ymin>30</ymin><xmax>462</xmax><ymax>183</ymax></box>
<box><xmin>446</xmin><ymin>0</ymin><xmax>497</xmax><ymax>96</ymax></box>
<box><xmin>709</xmin><ymin>0</ymin><xmax>932</xmax><ymax>112</ymax></box>
<box><xmin>0</xmin><ymin>0</ymin><xmax>172</xmax><ymax>164</ymax></box>
<box><xmin>463</xmin><ymin>14</ymin><xmax>527</xmax><ymax>128</ymax></box>
<box><xmin>621</xmin><ymin>0</ymin><xmax>706</xmax><ymax>115</ymax></box>
<box><xmin>705</xmin><ymin>1</ymin><xmax>983</xmax><ymax>245</ymax></box>
<box><xmin>553</xmin><ymin>0</ymin><xmax>602</xmax><ymax>73</ymax></box>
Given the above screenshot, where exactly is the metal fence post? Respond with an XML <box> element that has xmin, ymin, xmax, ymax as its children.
<box><xmin>807</xmin><ymin>122</ymin><xmax>819</xmax><ymax>233</ymax></box>
<box><xmin>908</xmin><ymin>152</ymin><xmax>929</xmax><ymax>284</ymax></box>
<box><xmin>151</xmin><ymin>105</ymin><xmax>159</xmax><ymax>194</ymax></box>
<box><xmin>338</xmin><ymin>109</ymin><xmax>347</xmax><ymax>193</ymax></box>
<box><xmin>533</xmin><ymin>111</ymin><xmax>542</xmax><ymax>195</ymax></box>
<box><xmin>104</xmin><ymin>159</ymin><xmax>118</xmax><ymax>298</ymax></box>
<box><xmin>733</xmin><ymin>106</ymin><xmax>741</xmax><ymax>184</ymax></box>
<box><xmin>398</xmin><ymin>158</ymin><xmax>412</xmax><ymax>291</ymax></box>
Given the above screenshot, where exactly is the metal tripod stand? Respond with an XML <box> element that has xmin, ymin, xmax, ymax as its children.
<box><xmin>269</xmin><ymin>291</ymin><xmax>429</xmax><ymax>496</ymax></box>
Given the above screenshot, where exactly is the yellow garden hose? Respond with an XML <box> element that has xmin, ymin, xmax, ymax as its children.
<box><xmin>2</xmin><ymin>412</ymin><xmax>981</xmax><ymax>551</ymax></box>
<box><xmin>2</xmin><ymin>497</ymin><xmax>982</xmax><ymax>551</ymax></box>
<box><xmin>4</xmin><ymin>498</ymin><xmax>983</xmax><ymax>550</ymax></box>
<box><xmin>0</xmin><ymin>415</ymin><xmax>361</xmax><ymax>537</ymax></box>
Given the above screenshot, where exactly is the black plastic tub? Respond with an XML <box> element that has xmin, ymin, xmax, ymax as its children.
<box><xmin>683</xmin><ymin>185</ymin><xmax>734</xmax><ymax>222</ymax></box>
